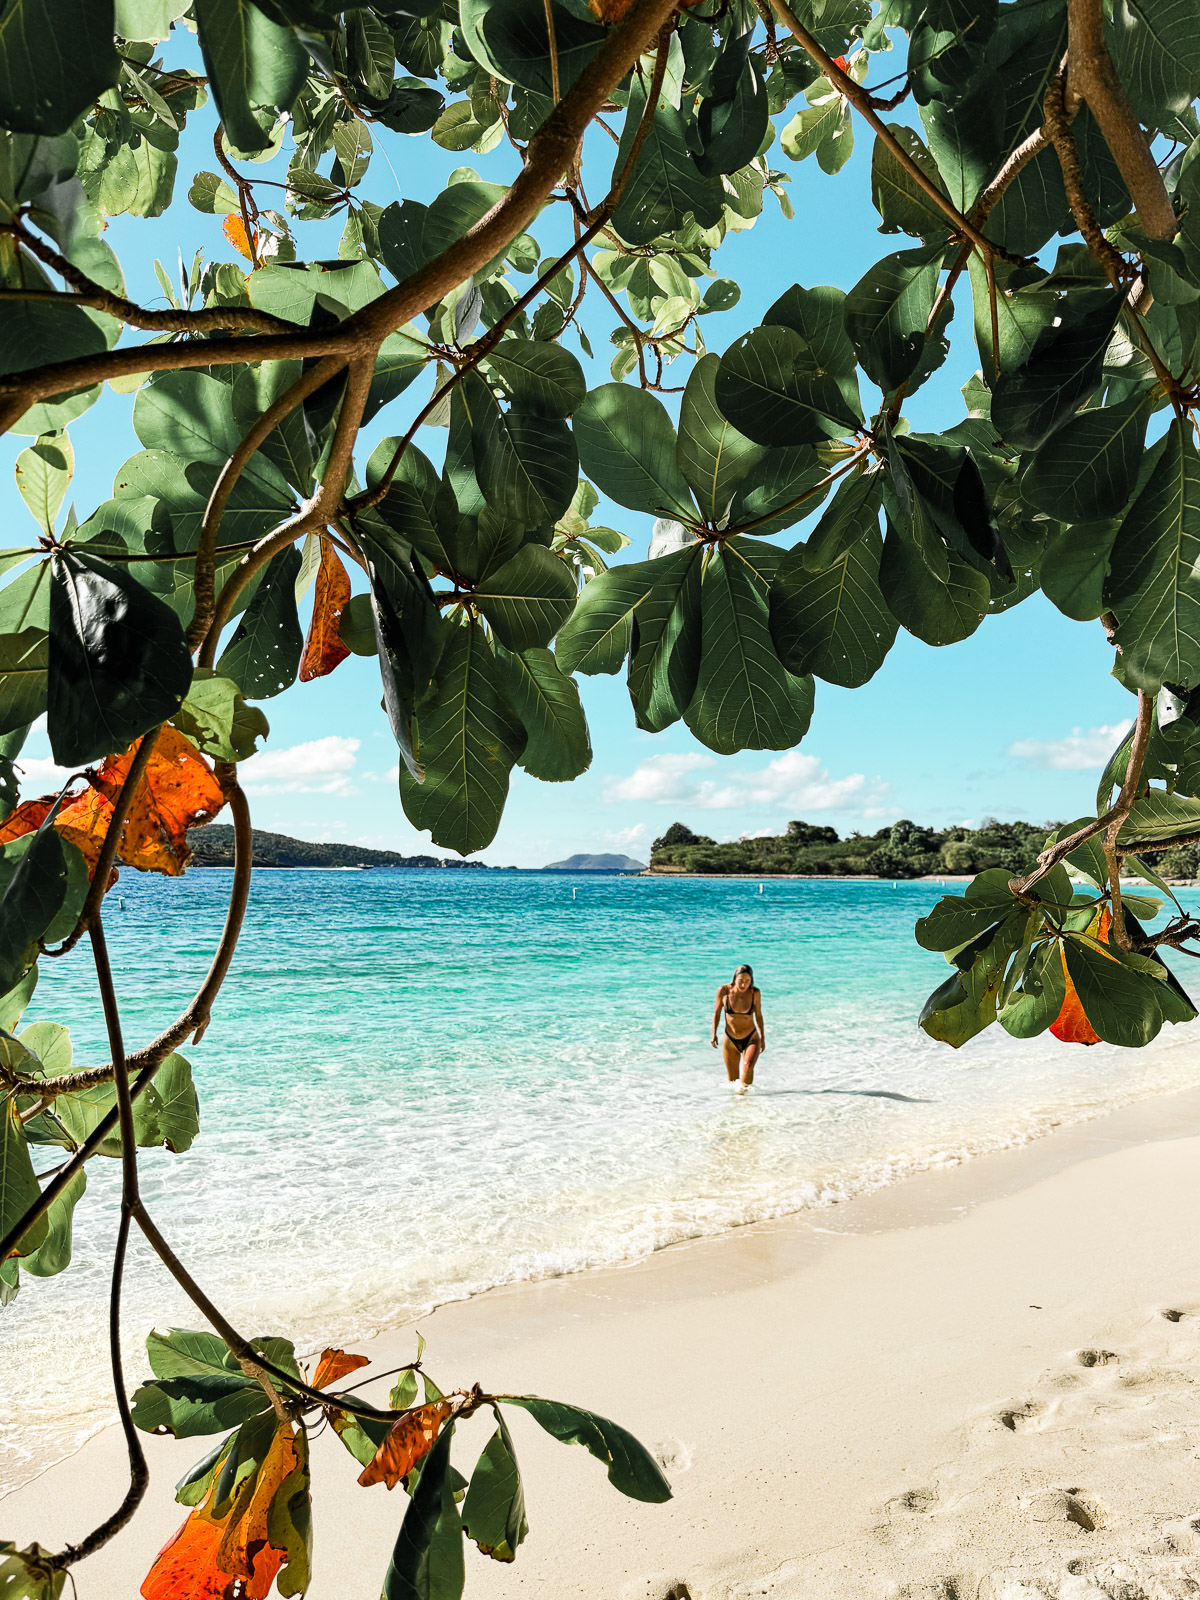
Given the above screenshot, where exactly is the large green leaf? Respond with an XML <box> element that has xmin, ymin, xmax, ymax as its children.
<box><xmin>194</xmin><ymin>0</ymin><xmax>309</xmax><ymax>153</ymax></box>
<box><xmin>610</xmin><ymin>78</ymin><xmax>724</xmax><ymax>248</ymax></box>
<box><xmin>503</xmin><ymin>1397</ymin><xmax>671</xmax><ymax>1503</ymax></box>
<box><xmin>470</xmin><ymin>387</ymin><xmax>579</xmax><ymax>526</ymax></box>
<box><xmin>381</xmin><ymin>1422</ymin><xmax>464</xmax><ymax>1600</ymax></box>
<box><xmin>762</xmin><ymin>282</ymin><xmax>862</xmax><ymax>425</ymax></box>
<box><xmin>0</xmin><ymin>630</ymin><xmax>47</xmax><ymax>738</ymax></box>
<box><xmin>1110</xmin><ymin>0</ymin><xmax>1200</xmax><ymax>131</ymax></box>
<box><xmin>359</xmin><ymin>523</ymin><xmax>447</xmax><ymax>780</ymax></box>
<box><xmin>0</xmin><ymin>1096</ymin><xmax>47</xmax><ymax>1258</ymax></box>
<box><xmin>400</xmin><ymin>620</ymin><xmax>525</xmax><ymax>855</ymax></box>
<box><xmin>843</xmin><ymin>244</ymin><xmax>945</xmax><ymax>395</ymax></box>
<box><xmin>991</xmin><ymin>288</ymin><xmax>1124</xmax><ymax>451</ymax></box>
<box><xmin>870</xmin><ymin>124</ymin><xmax>951</xmax><ymax>242</ymax></box>
<box><xmin>20</xmin><ymin>1165</ymin><xmax>84</xmax><ymax>1278</ymax></box>
<box><xmin>1062</xmin><ymin>936</ymin><xmax>1164</xmax><ymax>1047</ymax></box>
<box><xmin>473</xmin><ymin>544</ymin><xmax>576</xmax><ymax>652</ymax></box>
<box><xmin>771</xmin><ymin>522</ymin><xmax>897</xmax><ymax>688</ymax></box>
<box><xmin>497</xmin><ymin>647</ymin><xmax>591</xmax><ymax>782</ymax></box>
<box><xmin>878</xmin><ymin>511</ymin><xmax>989</xmax><ymax>646</ymax></box>
<box><xmin>1106</xmin><ymin>420</ymin><xmax>1200</xmax><ymax>690</ymax></box>
<box><xmin>684</xmin><ymin>540</ymin><xmax>815</xmax><ymax>754</ymax></box>
<box><xmin>1118</xmin><ymin>786</ymin><xmax>1200</xmax><ymax>849</ymax></box>
<box><xmin>626</xmin><ymin>544</ymin><xmax>703</xmax><ymax>732</ymax></box>
<box><xmin>216</xmin><ymin>545</ymin><xmax>303</xmax><ymax>700</ymax></box>
<box><xmin>134</xmin><ymin>373</ymin><xmax>296</xmax><ymax>505</ymax></box>
<box><xmin>715</xmin><ymin>325</ymin><xmax>856</xmax><ymax>449</ymax></box>
<box><xmin>676</xmin><ymin>355</ymin><xmax>766</xmax><ymax>522</ymax></box>
<box><xmin>573</xmin><ymin>384</ymin><xmax>694</xmax><ymax>519</ymax></box>
<box><xmin>801</xmin><ymin>467</ymin><xmax>883</xmax><ymax>571</ymax></box>
<box><xmin>1022</xmin><ymin>393</ymin><xmax>1151</xmax><ymax>522</ymax></box>
<box><xmin>998</xmin><ymin>940</ymin><xmax>1066</xmax><ymax>1039</ymax></box>
<box><xmin>696</xmin><ymin>34</ymin><xmax>768</xmax><ymax>178</ymax></box>
<box><xmin>484</xmin><ymin>340</ymin><xmax>586</xmax><ymax>419</ymax></box>
<box><xmin>0</xmin><ymin>0</ymin><xmax>119</xmax><ymax>135</ymax></box>
<box><xmin>461</xmin><ymin>0</ymin><xmax>604</xmax><ymax>96</ymax></box>
<box><xmin>171</xmin><ymin>672</ymin><xmax>269</xmax><ymax>764</ymax></box>
<box><xmin>461</xmin><ymin>1411</ymin><xmax>528</xmax><ymax>1563</ymax></box>
<box><xmin>47</xmin><ymin>549</ymin><xmax>193</xmax><ymax>766</ymax></box>
<box><xmin>130</xmin><ymin>1372</ymin><xmax>268</xmax><ymax>1438</ymax></box>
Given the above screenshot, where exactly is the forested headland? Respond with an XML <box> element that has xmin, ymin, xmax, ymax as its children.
<box><xmin>648</xmin><ymin>821</ymin><xmax>1200</xmax><ymax>881</ymax></box>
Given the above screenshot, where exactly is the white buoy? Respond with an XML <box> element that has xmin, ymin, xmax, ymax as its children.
<box><xmin>758</xmin><ymin>883</ymin><xmax>764</xmax><ymax>894</ymax></box>
<box><xmin>572</xmin><ymin>887</ymin><xmax>577</xmax><ymax>900</ymax></box>
<box><xmin>892</xmin><ymin>881</ymin><xmax>898</xmax><ymax>889</ymax></box>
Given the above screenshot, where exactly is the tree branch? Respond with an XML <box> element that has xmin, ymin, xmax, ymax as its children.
<box><xmin>187</xmin><ymin>356</ymin><xmax>348</xmax><ymax>648</ymax></box>
<box><xmin>766</xmin><ymin>0</ymin><xmax>1006</xmax><ymax>258</ymax></box>
<box><xmin>1044</xmin><ymin>72</ymin><xmax>1130</xmax><ymax>285</ymax></box>
<box><xmin>1066</xmin><ymin>0</ymin><xmax>1177</xmax><ymax>241</ymax></box>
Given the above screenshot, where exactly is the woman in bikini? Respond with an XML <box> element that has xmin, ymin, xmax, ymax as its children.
<box><xmin>710</xmin><ymin>964</ymin><xmax>765</xmax><ymax>1094</ymax></box>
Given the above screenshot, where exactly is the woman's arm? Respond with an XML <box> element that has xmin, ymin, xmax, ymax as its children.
<box><xmin>754</xmin><ymin>989</ymin><xmax>766</xmax><ymax>1052</ymax></box>
<box><xmin>711</xmin><ymin>987</ymin><xmax>726</xmax><ymax>1047</ymax></box>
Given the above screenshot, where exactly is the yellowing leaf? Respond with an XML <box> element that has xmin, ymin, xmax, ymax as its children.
<box><xmin>357</xmin><ymin>1401</ymin><xmax>453</xmax><ymax>1489</ymax></box>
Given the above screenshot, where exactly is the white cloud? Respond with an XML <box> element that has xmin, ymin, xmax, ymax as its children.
<box><xmin>239</xmin><ymin>736</ymin><xmax>360</xmax><ymax>795</ymax></box>
<box><xmin>1008</xmin><ymin>722</ymin><xmax>1131</xmax><ymax>771</ymax></box>
<box><xmin>604</xmin><ymin>750</ymin><xmax>891</xmax><ymax>814</ymax></box>
<box><xmin>603</xmin><ymin>823</ymin><xmax>647</xmax><ymax>847</ymax></box>
<box><xmin>9</xmin><ymin>755</ymin><xmax>77</xmax><ymax>795</ymax></box>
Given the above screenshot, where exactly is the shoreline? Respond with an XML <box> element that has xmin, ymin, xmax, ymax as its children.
<box><xmin>9</xmin><ymin>1084</ymin><xmax>1200</xmax><ymax>1596</ymax></box>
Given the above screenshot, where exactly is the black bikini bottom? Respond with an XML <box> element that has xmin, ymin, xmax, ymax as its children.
<box><xmin>725</xmin><ymin>1027</ymin><xmax>758</xmax><ymax>1053</ymax></box>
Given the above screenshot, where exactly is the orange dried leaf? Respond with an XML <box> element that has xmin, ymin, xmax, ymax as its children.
<box><xmin>94</xmin><ymin>727</ymin><xmax>226</xmax><ymax>876</ymax></box>
<box><xmin>222</xmin><ymin>214</ymin><xmax>256</xmax><ymax>261</ymax></box>
<box><xmin>299</xmin><ymin>537</ymin><xmax>352</xmax><ymax>683</ymax></box>
<box><xmin>216</xmin><ymin>1424</ymin><xmax>299</xmax><ymax>1594</ymax></box>
<box><xmin>141</xmin><ymin>1498</ymin><xmax>232</xmax><ymax>1600</ymax></box>
<box><xmin>55</xmin><ymin>786</ymin><xmax>116</xmax><ymax>878</ymax></box>
<box><xmin>1049</xmin><ymin>909</ymin><xmax>1111</xmax><ymax>1046</ymax></box>
<box><xmin>0</xmin><ymin>797</ymin><xmax>56</xmax><ymax>846</ymax></box>
<box><xmin>358</xmin><ymin>1401</ymin><xmax>453</xmax><ymax>1489</ymax></box>
<box><xmin>313</xmin><ymin>1348</ymin><xmax>370</xmax><ymax>1389</ymax></box>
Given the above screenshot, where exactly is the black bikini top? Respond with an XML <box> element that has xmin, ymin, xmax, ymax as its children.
<box><xmin>724</xmin><ymin>988</ymin><xmax>755</xmax><ymax>1018</ymax></box>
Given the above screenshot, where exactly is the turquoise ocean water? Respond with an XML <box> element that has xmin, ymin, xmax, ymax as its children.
<box><xmin>5</xmin><ymin>870</ymin><xmax>1200</xmax><ymax>1488</ymax></box>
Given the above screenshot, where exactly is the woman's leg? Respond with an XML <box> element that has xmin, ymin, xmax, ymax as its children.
<box><xmin>739</xmin><ymin>1037</ymin><xmax>760</xmax><ymax>1086</ymax></box>
<box><xmin>721</xmin><ymin>1036</ymin><xmax>741</xmax><ymax>1081</ymax></box>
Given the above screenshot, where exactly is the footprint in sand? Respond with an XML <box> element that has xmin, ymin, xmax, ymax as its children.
<box><xmin>885</xmin><ymin>1486</ymin><xmax>939</xmax><ymax>1516</ymax></box>
<box><xmin>1075</xmin><ymin>1348</ymin><xmax>1120</xmax><ymax>1368</ymax></box>
<box><xmin>1019</xmin><ymin>1487</ymin><xmax>1106</xmax><ymax>1532</ymax></box>
<box><xmin>996</xmin><ymin>1400</ymin><xmax>1046</xmax><ymax>1432</ymax></box>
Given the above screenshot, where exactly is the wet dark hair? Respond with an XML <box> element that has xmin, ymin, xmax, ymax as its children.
<box><xmin>731</xmin><ymin>963</ymin><xmax>754</xmax><ymax>985</ymax></box>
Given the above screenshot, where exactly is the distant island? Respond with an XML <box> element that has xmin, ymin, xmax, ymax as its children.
<box><xmin>647</xmin><ymin>819</ymin><xmax>1056</xmax><ymax>878</ymax></box>
<box><xmin>542</xmin><ymin>853</ymin><xmax>647</xmax><ymax>872</ymax></box>
<box><xmin>187</xmin><ymin>826</ymin><xmax>492</xmax><ymax>870</ymax></box>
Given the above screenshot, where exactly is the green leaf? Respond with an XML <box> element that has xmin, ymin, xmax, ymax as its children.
<box><xmin>473</xmin><ymin>544</ymin><xmax>576</xmax><ymax>652</ymax></box>
<box><xmin>696</xmin><ymin>38</ymin><xmax>768</xmax><ymax>178</ymax></box>
<box><xmin>134</xmin><ymin>373</ymin><xmax>293</xmax><ymax>500</ymax></box>
<box><xmin>147</xmin><ymin>1327</ymin><xmax>240</xmax><ymax>1382</ymax></box>
<box><xmin>676</xmin><ymin>354</ymin><xmax>766</xmax><ymax>523</ymax></box>
<box><xmin>47</xmin><ymin>548</ymin><xmax>192</xmax><ymax>766</ymax></box>
<box><xmin>843</xmin><ymin>244</ymin><xmax>944</xmax><ymax>395</ymax></box>
<box><xmin>469</xmin><ymin>384</ymin><xmax>579</xmax><ymax>525</ymax></box>
<box><xmin>400</xmin><ymin>620</ymin><xmax>525</xmax><ymax>855</ymax></box>
<box><xmin>1118</xmin><ymin>786</ymin><xmax>1200</xmax><ymax>849</ymax></box>
<box><xmin>715</xmin><ymin>325</ymin><xmax>857</xmax><ymax>449</ymax></box>
<box><xmin>0</xmin><ymin>0</ymin><xmax>119</xmax><ymax>135</ymax></box>
<box><xmin>461</xmin><ymin>1411</ymin><xmax>527</xmax><ymax>1562</ymax></box>
<box><xmin>0</xmin><ymin>630</ymin><xmax>48</xmax><ymax>738</ymax></box>
<box><xmin>461</xmin><ymin>0</ymin><xmax>603</xmax><ymax>96</ymax></box>
<box><xmin>134</xmin><ymin>1053</ymin><xmax>200</xmax><ymax>1153</ymax></box>
<box><xmin>762</xmin><ymin>281</ymin><xmax>862</xmax><ymax>424</ymax></box>
<box><xmin>684</xmin><ymin>541</ymin><xmax>815</xmax><ymax>754</ymax></box>
<box><xmin>496</xmin><ymin>647</ymin><xmax>591</xmax><ymax>781</ymax></box>
<box><xmin>382</xmin><ymin>1422</ymin><xmax>465</xmax><ymax>1600</ymax></box>
<box><xmin>0</xmin><ymin>824</ymin><xmax>80</xmax><ymax>993</ymax></box>
<box><xmin>870</xmin><ymin>124</ymin><xmax>951</xmax><ymax>241</ymax></box>
<box><xmin>188</xmin><ymin>170</ymin><xmax>240</xmax><ymax>215</ymax></box>
<box><xmin>771</xmin><ymin>521</ymin><xmax>897</xmax><ymax>688</ymax></box>
<box><xmin>800</xmin><ymin>466</ymin><xmax>883</xmax><ymax>571</ymax></box>
<box><xmin>1110</xmin><ymin>0</ymin><xmax>1200</xmax><ymax>132</ymax></box>
<box><xmin>1106</xmin><ymin>420</ymin><xmax>1200</xmax><ymax>691</ymax></box>
<box><xmin>15</xmin><ymin>433</ymin><xmax>72</xmax><ymax>537</ymax></box>
<box><xmin>878</xmin><ymin>510</ymin><xmax>989</xmax><ymax>645</ymax></box>
<box><xmin>573</xmin><ymin>383</ymin><xmax>694</xmax><ymax>519</ymax></box>
<box><xmin>0</xmin><ymin>965</ymin><xmax>37</xmax><ymax>1034</ymax></box>
<box><xmin>1062</xmin><ymin>935</ymin><xmax>1164</xmax><ymax>1047</ymax></box>
<box><xmin>0</xmin><ymin>1096</ymin><xmax>47</xmax><ymax>1258</ymax></box>
<box><xmin>484</xmin><ymin>340</ymin><xmax>586</xmax><ymax>419</ymax></box>
<box><xmin>998</xmin><ymin>940</ymin><xmax>1066</xmax><ymax>1039</ymax></box>
<box><xmin>502</xmin><ymin>1397</ymin><xmax>671</xmax><ymax>1502</ymax></box>
<box><xmin>194</xmin><ymin>0</ymin><xmax>308</xmax><ymax>153</ymax></box>
<box><xmin>991</xmin><ymin>288</ymin><xmax>1125</xmax><ymax>451</ymax></box>
<box><xmin>359</xmin><ymin>524</ymin><xmax>446</xmax><ymax>780</ymax></box>
<box><xmin>20</xmin><ymin>1166</ymin><xmax>84</xmax><ymax>1278</ymax></box>
<box><xmin>626</xmin><ymin>544</ymin><xmax>703</xmax><ymax>733</ymax></box>
<box><xmin>170</xmin><ymin>671</ymin><xmax>269</xmax><ymax>763</ymax></box>
<box><xmin>611</xmin><ymin>78</ymin><xmax>724</xmax><ymax>248</ymax></box>
<box><xmin>727</xmin><ymin>444</ymin><xmax>829</xmax><ymax>537</ymax></box>
<box><xmin>422</xmin><ymin>180</ymin><xmax>509</xmax><ymax>272</ymax></box>
<box><xmin>216</xmin><ymin>545</ymin><xmax>303</xmax><ymax>700</ymax></box>
<box><xmin>1022</xmin><ymin>393</ymin><xmax>1152</xmax><ymax>522</ymax></box>
<box><xmin>130</xmin><ymin>1372</ymin><xmax>268</xmax><ymax>1438</ymax></box>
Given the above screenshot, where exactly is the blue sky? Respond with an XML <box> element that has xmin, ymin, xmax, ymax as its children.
<box><xmin>7</xmin><ymin>29</ymin><xmax>1137</xmax><ymax>866</ymax></box>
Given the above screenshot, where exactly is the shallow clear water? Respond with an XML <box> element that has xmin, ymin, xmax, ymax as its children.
<box><xmin>5</xmin><ymin>870</ymin><xmax>1200</xmax><ymax>1489</ymax></box>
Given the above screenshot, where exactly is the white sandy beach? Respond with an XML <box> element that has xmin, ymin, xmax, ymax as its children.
<box><xmin>8</xmin><ymin>1085</ymin><xmax>1200</xmax><ymax>1599</ymax></box>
